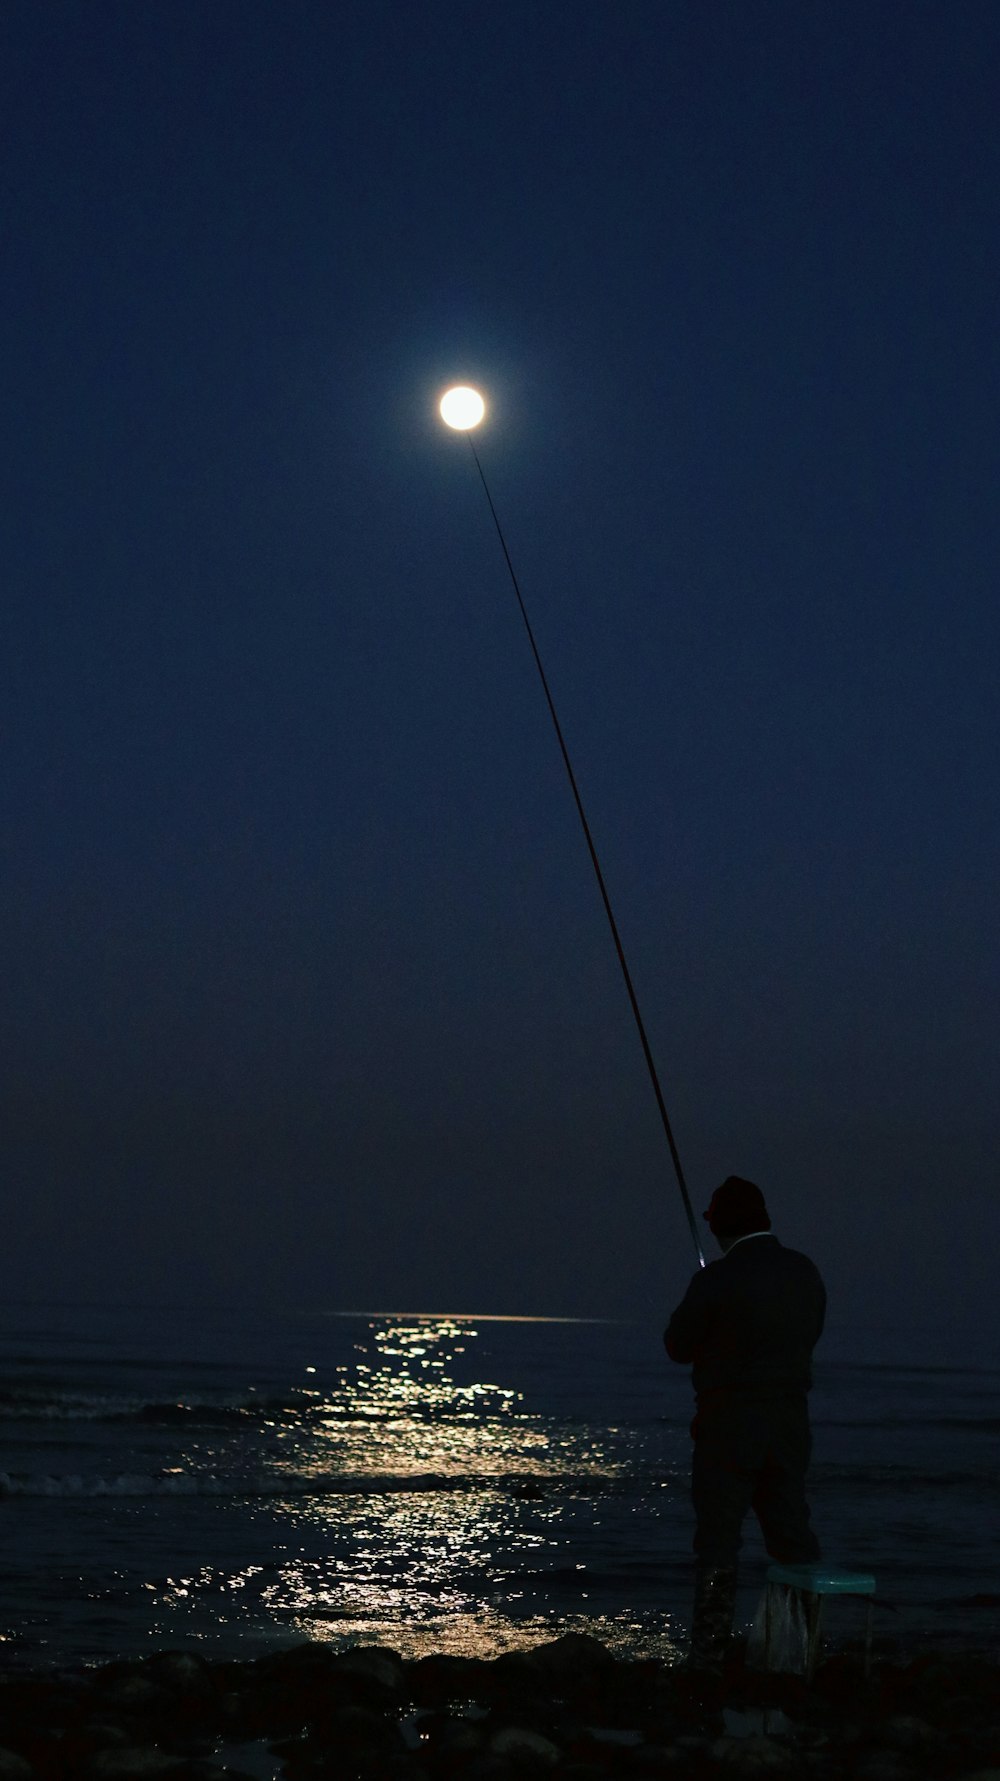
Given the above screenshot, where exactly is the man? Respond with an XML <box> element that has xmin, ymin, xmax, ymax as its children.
<box><xmin>665</xmin><ymin>1175</ymin><xmax>826</xmax><ymax>1678</ymax></box>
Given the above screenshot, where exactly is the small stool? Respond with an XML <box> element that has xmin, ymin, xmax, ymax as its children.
<box><xmin>764</xmin><ymin>1564</ymin><xmax>877</xmax><ymax>1680</ymax></box>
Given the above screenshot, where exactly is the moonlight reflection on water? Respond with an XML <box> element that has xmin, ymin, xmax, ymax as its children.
<box><xmin>259</xmin><ymin>1315</ymin><xmax>677</xmax><ymax>1658</ymax></box>
<box><xmin>269</xmin><ymin>1315</ymin><xmax>626</xmax><ymax>1481</ymax></box>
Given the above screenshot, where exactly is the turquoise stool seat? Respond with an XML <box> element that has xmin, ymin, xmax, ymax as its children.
<box><xmin>764</xmin><ymin>1564</ymin><xmax>876</xmax><ymax>1679</ymax></box>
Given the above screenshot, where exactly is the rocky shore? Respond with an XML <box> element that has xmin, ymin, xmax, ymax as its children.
<box><xmin>0</xmin><ymin>1632</ymin><xmax>997</xmax><ymax>1781</ymax></box>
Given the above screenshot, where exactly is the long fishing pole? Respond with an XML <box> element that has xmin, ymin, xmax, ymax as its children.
<box><xmin>440</xmin><ymin>386</ymin><xmax>705</xmax><ymax>1268</ymax></box>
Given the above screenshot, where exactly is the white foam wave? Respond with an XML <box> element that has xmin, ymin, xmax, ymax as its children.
<box><xmin>0</xmin><ymin>1394</ymin><xmax>138</xmax><ymax>1421</ymax></box>
<box><xmin>0</xmin><ymin>1470</ymin><xmax>209</xmax><ymax>1497</ymax></box>
<box><xmin>0</xmin><ymin>1467</ymin><xmax>602</xmax><ymax>1501</ymax></box>
<box><xmin>0</xmin><ymin>1468</ymin><xmax>462</xmax><ymax>1500</ymax></box>
<box><xmin>0</xmin><ymin>1392</ymin><xmax>288</xmax><ymax>1424</ymax></box>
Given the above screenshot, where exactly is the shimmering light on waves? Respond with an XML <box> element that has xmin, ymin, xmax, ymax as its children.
<box><xmin>279</xmin><ymin>1415</ymin><xmax>559</xmax><ymax>1479</ymax></box>
<box><xmin>258</xmin><ymin>1315</ymin><xmax>622</xmax><ymax>1482</ymax></box>
<box><xmin>285</xmin><ymin>1487</ymin><xmax>546</xmax><ymax>1572</ymax></box>
<box><xmin>264</xmin><ymin>1575</ymin><xmax>684</xmax><ymax>1662</ymax></box>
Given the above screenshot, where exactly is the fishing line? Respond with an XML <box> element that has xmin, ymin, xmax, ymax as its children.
<box><xmin>464</xmin><ymin>431</ymin><xmax>705</xmax><ymax>1269</ymax></box>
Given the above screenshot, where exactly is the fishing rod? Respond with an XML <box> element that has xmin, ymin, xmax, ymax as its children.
<box><xmin>439</xmin><ymin>385</ymin><xmax>706</xmax><ymax>1269</ymax></box>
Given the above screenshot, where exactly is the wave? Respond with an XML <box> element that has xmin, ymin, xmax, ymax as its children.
<box><xmin>0</xmin><ymin>1390</ymin><xmax>466</xmax><ymax>1427</ymax></box>
<box><xmin>0</xmin><ymin>1390</ymin><xmax>310</xmax><ymax>1425</ymax></box>
<box><xmin>812</xmin><ymin>1463</ymin><xmax>1000</xmax><ymax>1491</ymax></box>
<box><xmin>824</xmin><ymin>1364</ymin><xmax>1000</xmax><ymax>1378</ymax></box>
<box><xmin>126</xmin><ymin>1399</ymin><xmax>306</xmax><ymax>1426</ymax></box>
<box><xmin>2</xmin><ymin>1455</ymin><xmax>988</xmax><ymax>1501</ymax></box>
<box><xmin>816</xmin><ymin>1416</ymin><xmax>1000</xmax><ymax>1432</ymax></box>
<box><xmin>0</xmin><ymin>1468</ymin><xmax>623</xmax><ymax>1502</ymax></box>
<box><xmin>0</xmin><ymin>1391</ymin><xmax>633</xmax><ymax>1432</ymax></box>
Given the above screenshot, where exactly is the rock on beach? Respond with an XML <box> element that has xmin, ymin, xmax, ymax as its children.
<box><xmin>0</xmin><ymin>1637</ymin><xmax>997</xmax><ymax>1780</ymax></box>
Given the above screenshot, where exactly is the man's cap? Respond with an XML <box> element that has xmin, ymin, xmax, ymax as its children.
<box><xmin>703</xmin><ymin>1175</ymin><xmax>771</xmax><ymax>1234</ymax></box>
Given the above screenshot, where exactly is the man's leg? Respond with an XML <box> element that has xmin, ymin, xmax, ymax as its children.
<box><xmin>689</xmin><ymin>1442</ymin><xmax>754</xmax><ymax>1675</ymax></box>
<box><xmin>752</xmin><ymin>1398</ymin><xmax>820</xmax><ymax>1563</ymax></box>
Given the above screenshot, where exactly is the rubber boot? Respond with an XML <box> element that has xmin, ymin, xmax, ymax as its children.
<box><xmin>688</xmin><ymin>1562</ymin><xmax>739</xmax><ymax>1679</ymax></box>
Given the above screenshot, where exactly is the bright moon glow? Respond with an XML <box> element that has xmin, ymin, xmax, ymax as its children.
<box><xmin>440</xmin><ymin>386</ymin><xmax>485</xmax><ymax>430</ymax></box>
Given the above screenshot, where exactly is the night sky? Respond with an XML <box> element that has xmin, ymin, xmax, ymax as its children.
<box><xmin>3</xmin><ymin>2</ymin><xmax>997</xmax><ymax>1329</ymax></box>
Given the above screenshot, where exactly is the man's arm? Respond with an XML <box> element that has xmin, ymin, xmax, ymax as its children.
<box><xmin>664</xmin><ymin>1271</ymin><xmax>712</xmax><ymax>1364</ymax></box>
<box><xmin>812</xmin><ymin>1267</ymin><xmax>827</xmax><ymax>1345</ymax></box>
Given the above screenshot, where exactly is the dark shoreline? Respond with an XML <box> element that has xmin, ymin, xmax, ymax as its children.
<box><xmin>0</xmin><ymin>1632</ymin><xmax>998</xmax><ymax>1779</ymax></box>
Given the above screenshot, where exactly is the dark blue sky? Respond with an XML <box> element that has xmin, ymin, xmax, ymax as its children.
<box><xmin>2</xmin><ymin>1</ymin><xmax>997</xmax><ymax>1325</ymax></box>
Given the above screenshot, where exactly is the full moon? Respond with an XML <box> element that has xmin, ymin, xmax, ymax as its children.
<box><xmin>440</xmin><ymin>385</ymin><xmax>485</xmax><ymax>430</ymax></box>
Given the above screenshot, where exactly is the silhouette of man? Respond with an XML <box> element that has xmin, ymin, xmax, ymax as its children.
<box><xmin>665</xmin><ymin>1176</ymin><xmax>826</xmax><ymax>1678</ymax></box>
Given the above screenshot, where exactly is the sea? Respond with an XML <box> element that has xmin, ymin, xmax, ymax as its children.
<box><xmin>0</xmin><ymin>1302</ymin><xmax>997</xmax><ymax>1674</ymax></box>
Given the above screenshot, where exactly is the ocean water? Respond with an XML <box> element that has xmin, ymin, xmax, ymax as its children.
<box><xmin>0</xmin><ymin>1302</ymin><xmax>997</xmax><ymax>1671</ymax></box>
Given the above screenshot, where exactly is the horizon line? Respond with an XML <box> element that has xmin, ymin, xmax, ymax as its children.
<box><xmin>0</xmin><ymin>1298</ymin><xmax>625</xmax><ymax>1324</ymax></box>
<box><xmin>322</xmin><ymin>1309</ymin><xmax>622</xmax><ymax>1323</ymax></box>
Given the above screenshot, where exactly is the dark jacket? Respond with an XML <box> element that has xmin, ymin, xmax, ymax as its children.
<box><xmin>665</xmin><ymin>1234</ymin><xmax>825</xmax><ymax>1403</ymax></box>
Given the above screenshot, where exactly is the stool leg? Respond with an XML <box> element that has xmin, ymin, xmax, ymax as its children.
<box><xmin>864</xmin><ymin>1600</ymin><xmax>873</xmax><ymax>1677</ymax></box>
<box><xmin>804</xmin><ymin>1593</ymin><xmax>823</xmax><ymax>1683</ymax></box>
